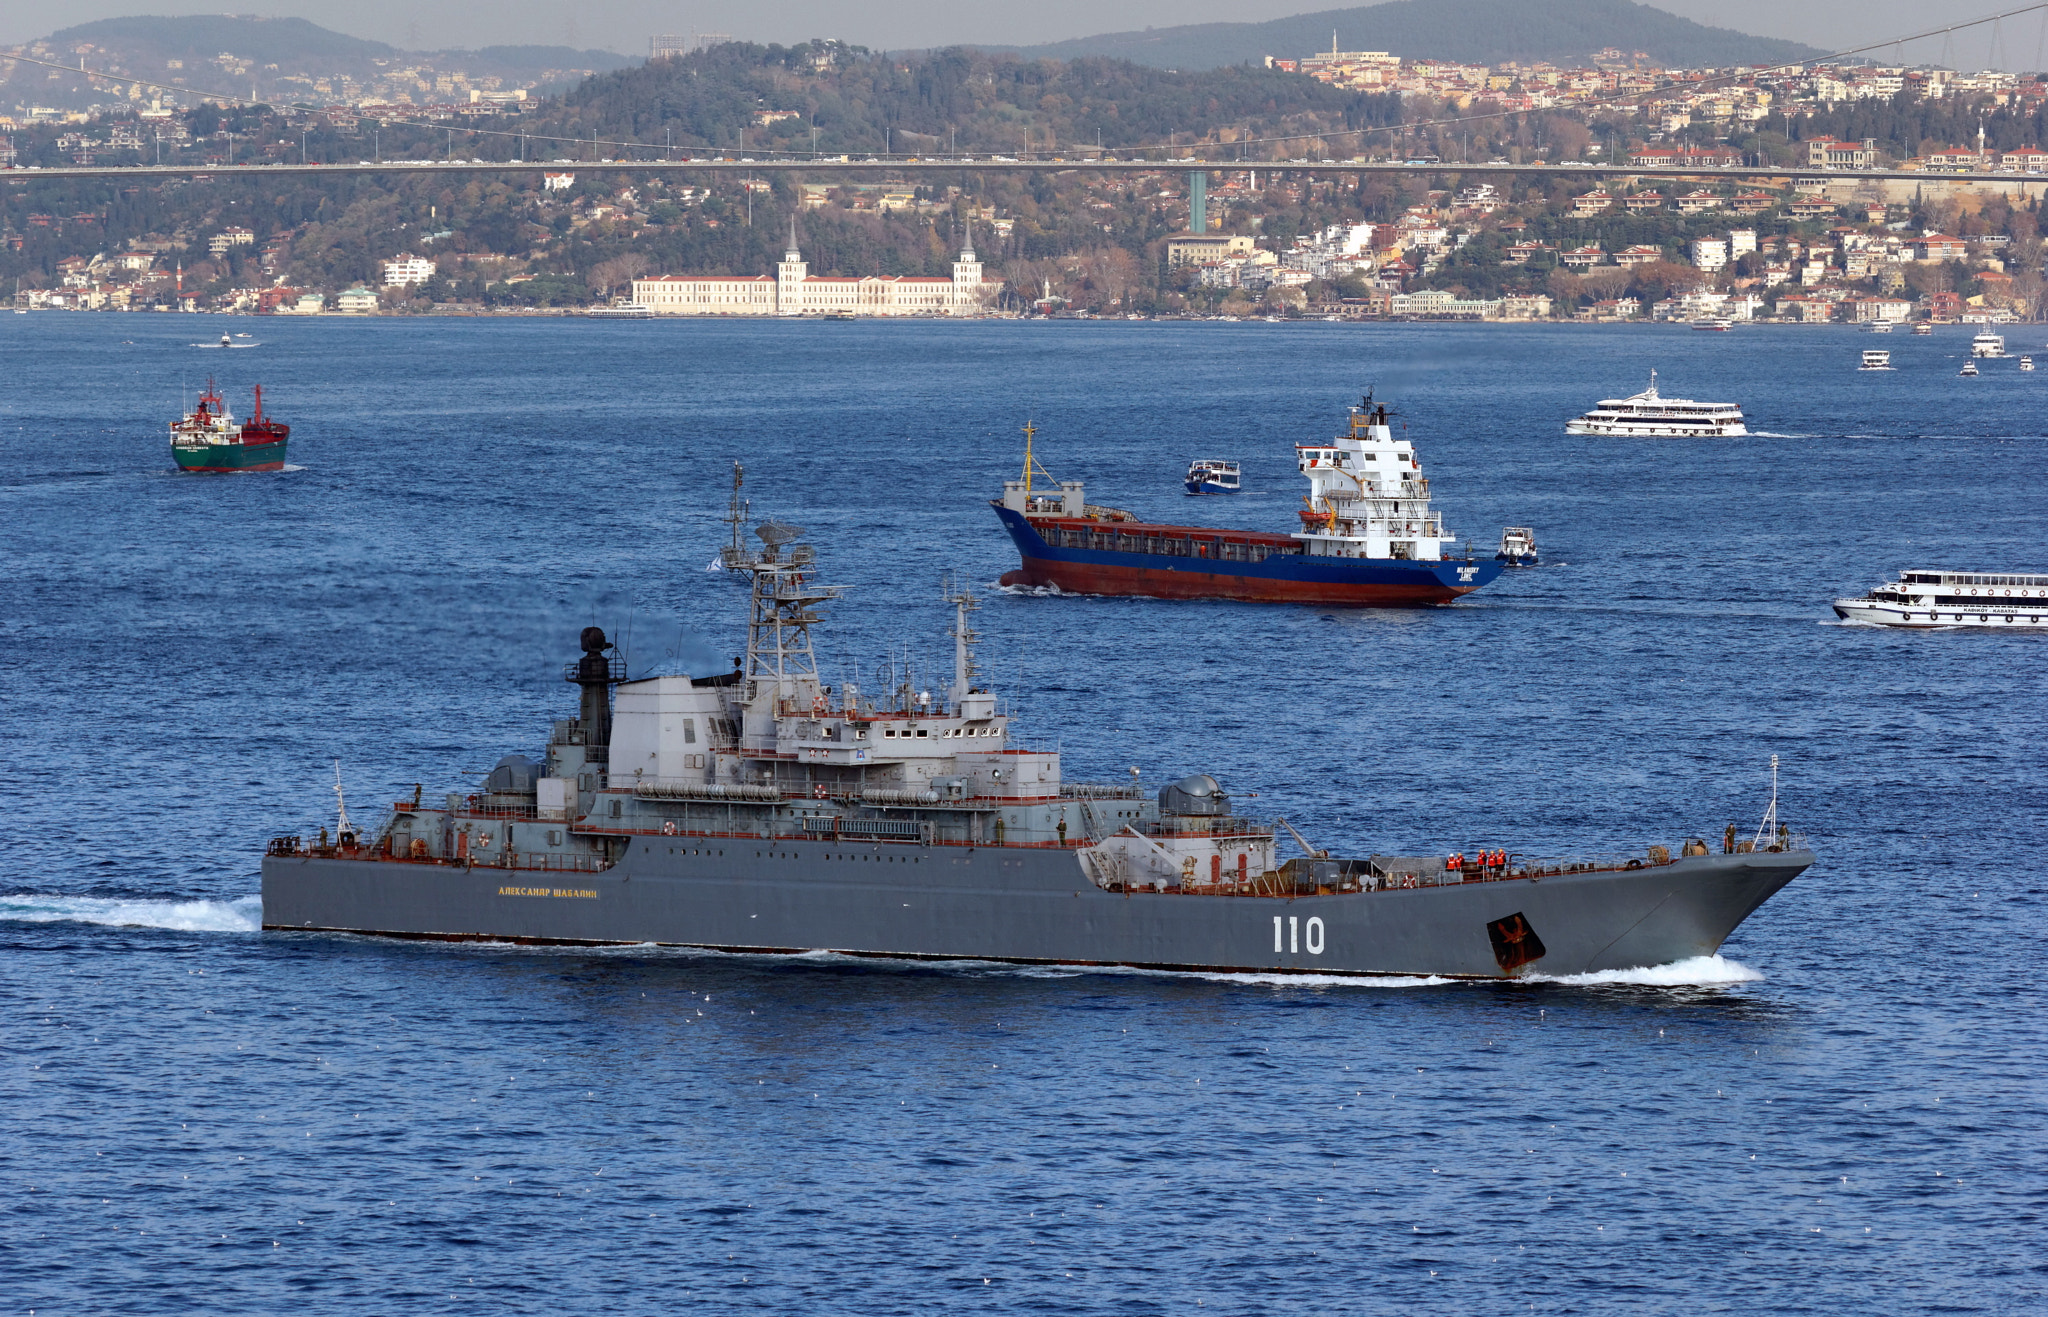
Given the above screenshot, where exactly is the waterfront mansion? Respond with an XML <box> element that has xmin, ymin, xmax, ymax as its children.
<box><xmin>631</xmin><ymin>231</ymin><xmax>1000</xmax><ymax>317</ymax></box>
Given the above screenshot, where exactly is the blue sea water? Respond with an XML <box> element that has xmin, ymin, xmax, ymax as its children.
<box><xmin>2</xmin><ymin>313</ymin><xmax>2044</xmax><ymax>1314</ymax></box>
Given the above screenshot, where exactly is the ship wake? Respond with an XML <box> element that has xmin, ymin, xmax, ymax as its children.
<box><xmin>990</xmin><ymin>579</ymin><xmax>1067</xmax><ymax>597</ymax></box>
<box><xmin>1524</xmin><ymin>954</ymin><xmax>1763</xmax><ymax>986</ymax></box>
<box><xmin>0</xmin><ymin>892</ymin><xmax>262</xmax><ymax>933</ymax></box>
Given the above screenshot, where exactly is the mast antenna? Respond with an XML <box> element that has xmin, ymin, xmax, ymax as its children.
<box><xmin>1019</xmin><ymin>418</ymin><xmax>1057</xmax><ymax>492</ymax></box>
<box><xmin>943</xmin><ymin>573</ymin><xmax>982</xmax><ymax>709</ymax></box>
<box><xmin>719</xmin><ymin>460</ymin><xmax>750</xmax><ymax>568</ymax></box>
<box><xmin>1751</xmin><ymin>754</ymin><xmax>1780</xmax><ymax>850</ymax></box>
<box><xmin>332</xmin><ymin>759</ymin><xmax>355</xmax><ymax>841</ymax></box>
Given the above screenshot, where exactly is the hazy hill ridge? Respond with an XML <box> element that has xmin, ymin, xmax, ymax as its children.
<box><xmin>996</xmin><ymin>0</ymin><xmax>1824</xmax><ymax>70</ymax></box>
<box><xmin>17</xmin><ymin>15</ymin><xmax>634</xmax><ymax>109</ymax></box>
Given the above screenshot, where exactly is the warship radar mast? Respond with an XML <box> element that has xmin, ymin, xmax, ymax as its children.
<box><xmin>718</xmin><ymin>460</ymin><xmax>751</xmax><ymax>570</ymax></box>
<box><xmin>727</xmin><ymin>519</ymin><xmax>843</xmax><ymax>710</ymax></box>
<box><xmin>943</xmin><ymin>574</ymin><xmax>984</xmax><ymax>714</ymax></box>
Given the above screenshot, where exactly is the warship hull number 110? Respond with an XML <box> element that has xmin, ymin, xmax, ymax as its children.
<box><xmin>263</xmin><ymin>516</ymin><xmax>1810</xmax><ymax>978</ymax></box>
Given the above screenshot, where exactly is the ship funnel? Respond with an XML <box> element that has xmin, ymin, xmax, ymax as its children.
<box><xmin>565</xmin><ymin>626</ymin><xmax>626</xmax><ymax>761</ymax></box>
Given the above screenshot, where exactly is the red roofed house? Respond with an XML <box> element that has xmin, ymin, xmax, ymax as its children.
<box><xmin>1909</xmin><ymin>234</ymin><xmax>1969</xmax><ymax>261</ymax></box>
<box><xmin>1805</xmin><ymin>138</ymin><xmax>1879</xmax><ymax>169</ymax></box>
<box><xmin>1921</xmin><ymin>147</ymin><xmax>1985</xmax><ymax>170</ymax></box>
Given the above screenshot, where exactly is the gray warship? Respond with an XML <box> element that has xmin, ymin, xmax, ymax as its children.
<box><xmin>262</xmin><ymin>517</ymin><xmax>1812</xmax><ymax>979</ymax></box>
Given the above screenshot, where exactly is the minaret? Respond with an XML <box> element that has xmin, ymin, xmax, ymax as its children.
<box><xmin>776</xmin><ymin>213</ymin><xmax>807</xmax><ymax>315</ymax></box>
<box><xmin>950</xmin><ymin>220</ymin><xmax>982</xmax><ymax>317</ymax></box>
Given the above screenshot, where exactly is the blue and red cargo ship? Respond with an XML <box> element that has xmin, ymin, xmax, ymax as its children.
<box><xmin>995</xmin><ymin>397</ymin><xmax>1504</xmax><ymax>606</ymax></box>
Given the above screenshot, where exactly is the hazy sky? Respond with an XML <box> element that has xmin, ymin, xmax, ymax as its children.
<box><xmin>1</xmin><ymin>1</ymin><xmax>2037</xmax><ymax>66</ymax></box>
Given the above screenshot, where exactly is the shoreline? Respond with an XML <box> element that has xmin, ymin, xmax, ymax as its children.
<box><xmin>6</xmin><ymin>306</ymin><xmax>2020</xmax><ymax>327</ymax></box>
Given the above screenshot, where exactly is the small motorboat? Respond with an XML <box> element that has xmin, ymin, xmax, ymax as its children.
<box><xmin>1495</xmin><ymin>526</ymin><xmax>1539</xmax><ymax>566</ymax></box>
<box><xmin>1184</xmin><ymin>458</ymin><xmax>1242</xmax><ymax>495</ymax></box>
<box><xmin>2022</xmin><ymin>356</ymin><xmax>2036</xmax><ymax>372</ymax></box>
<box><xmin>1959</xmin><ymin>359</ymin><xmax>1980</xmax><ymax>376</ymax></box>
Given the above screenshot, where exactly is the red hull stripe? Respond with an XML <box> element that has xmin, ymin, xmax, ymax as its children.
<box><xmin>1006</xmin><ymin>557</ymin><xmax>1472</xmax><ymax>605</ymax></box>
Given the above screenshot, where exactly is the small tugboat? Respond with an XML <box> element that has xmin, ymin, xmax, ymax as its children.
<box><xmin>995</xmin><ymin>396</ymin><xmax>1504</xmax><ymax>607</ymax></box>
<box><xmin>1860</xmin><ymin>349</ymin><xmax>1893</xmax><ymax>371</ymax></box>
<box><xmin>260</xmin><ymin>514</ymin><xmax>1812</xmax><ymax>978</ymax></box>
<box><xmin>1833</xmin><ymin>569</ymin><xmax>2048</xmax><ymax>628</ymax></box>
<box><xmin>1970</xmin><ymin>330</ymin><xmax>2006</xmax><ymax>358</ymax></box>
<box><xmin>1495</xmin><ymin>526</ymin><xmax>1539</xmax><ymax>566</ymax></box>
<box><xmin>169</xmin><ymin>380</ymin><xmax>289</xmax><ymax>473</ymax></box>
<box><xmin>1184</xmin><ymin>458</ymin><xmax>1242</xmax><ymax>495</ymax></box>
<box><xmin>1958</xmin><ymin>359</ymin><xmax>1979</xmax><ymax>377</ymax></box>
<box><xmin>1566</xmin><ymin>370</ymin><xmax>1746</xmax><ymax>437</ymax></box>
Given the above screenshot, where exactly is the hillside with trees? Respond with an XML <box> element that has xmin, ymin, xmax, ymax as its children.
<box><xmin>1000</xmin><ymin>0</ymin><xmax>1823</xmax><ymax>72</ymax></box>
<box><xmin>541</xmin><ymin>42</ymin><xmax>1400</xmax><ymax>158</ymax></box>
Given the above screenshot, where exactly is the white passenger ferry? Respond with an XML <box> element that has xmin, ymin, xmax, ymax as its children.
<box><xmin>1833</xmin><ymin>570</ymin><xmax>2048</xmax><ymax>628</ymax></box>
<box><xmin>1565</xmin><ymin>370</ymin><xmax>1746</xmax><ymax>437</ymax></box>
<box><xmin>1970</xmin><ymin>331</ymin><xmax>2006</xmax><ymax>358</ymax></box>
<box><xmin>1860</xmin><ymin>349</ymin><xmax>1892</xmax><ymax>370</ymax></box>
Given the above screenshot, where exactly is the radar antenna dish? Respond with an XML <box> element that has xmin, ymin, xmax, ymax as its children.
<box><xmin>755</xmin><ymin>519</ymin><xmax>805</xmax><ymax>548</ymax></box>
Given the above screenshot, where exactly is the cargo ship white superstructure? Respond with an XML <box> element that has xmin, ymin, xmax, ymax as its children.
<box><xmin>1565</xmin><ymin>371</ymin><xmax>1746</xmax><ymax>437</ymax></box>
<box><xmin>1832</xmin><ymin>570</ymin><xmax>2048</xmax><ymax>628</ymax></box>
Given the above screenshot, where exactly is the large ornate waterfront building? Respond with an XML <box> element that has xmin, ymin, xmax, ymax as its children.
<box><xmin>632</xmin><ymin>225</ymin><xmax>999</xmax><ymax>317</ymax></box>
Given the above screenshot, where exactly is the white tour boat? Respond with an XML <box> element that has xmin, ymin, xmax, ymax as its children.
<box><xmin>585</xmin><ymin>302</ymin><xmax>653</xmax><ymax>319</ymax></box>
<box><xmin>1913</xmin><ymin>322</ymin><xmax>1934</xmax><ymax>335</ymax></box>
<box><xmin>1495</xmin><ymin>526</ymin><xmax>1539</xmax><ymax>566</ymax></box>
<box><xmin>1969</xmin><ymin>331</ymin><xmax>2006</xmax><ymax>358</ymax></box>
<box><xmin>1834</xmin><ymin>570</ymin><xmax>2048</xmax><ymax>629</ymax></box>
<box><xmin>1860</xmin><ymin>349</ymin><xmax>1893</xmax><ymax>371</ymax></box>
<box><xmin>1959</xmin><ymin>359</ymin><xmax>1979</xmax><ymax>376</ymax></box>
<box><xmin>1868</xmin><ymin>322</ymin><xmax>1893</xmax><ymax>334</ymax></box>
<box><xmin>2022</xmin><ymin>356</ymin><xmax>2035</xmax><ymax>372</ymax></box>
<box><xmin>1183</xmin><ymin>458</ymin><xmax>1242</xmax><ymax>495</ymax></box>
<box><xmin>1565</xmin><ymin>370</ymin><xmax>1746</xmax><ymax>437</ymax></box>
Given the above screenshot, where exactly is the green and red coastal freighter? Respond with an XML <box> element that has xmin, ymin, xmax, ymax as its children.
<box><xmin>170</xmin><ymin>380</ymin><xmax>288</xmax><ymax>472</ymax></box>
